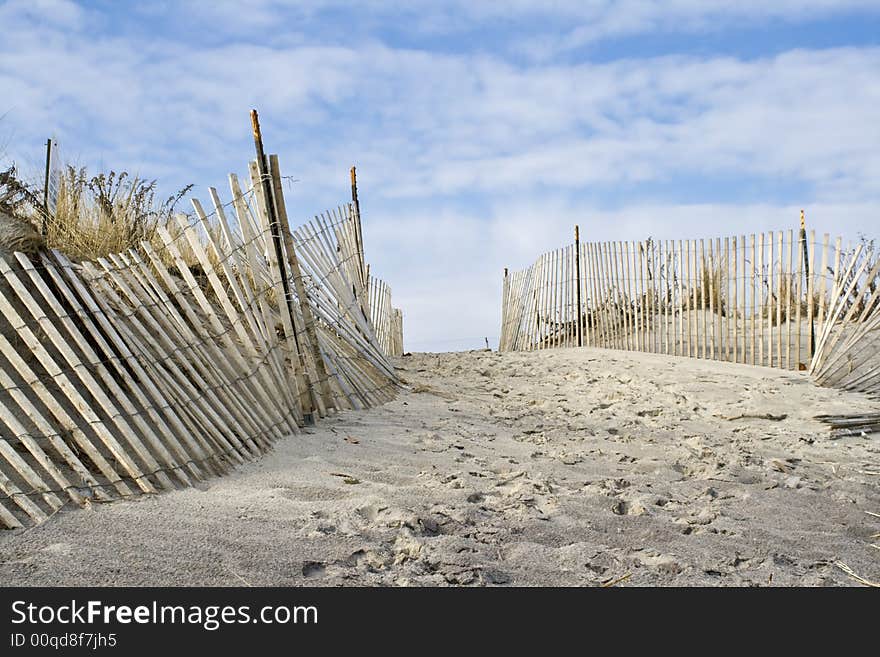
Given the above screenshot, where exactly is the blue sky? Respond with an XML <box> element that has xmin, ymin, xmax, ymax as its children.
<box><xmin>2</xmin><ymin>1</ymin><xmax>879</xmax><ymax>351</ymax></box>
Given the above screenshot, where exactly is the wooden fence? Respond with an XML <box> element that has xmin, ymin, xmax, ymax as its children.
<box><xmin>500</xmin><ymin>223</ymin><xmax>880</xmax><ymax>396</ymax></box>
<box><xmin>0</xmin><ymin>152</ymin><xmax>403</xmax><ymax>529</ymax></box>
<box><xmin>369</xmin><ymin>276</ymin><xmax>404</xmax><ymax>357</ymax></box>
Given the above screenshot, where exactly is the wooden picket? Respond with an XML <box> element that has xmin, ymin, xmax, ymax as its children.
<box><xmin>499</xmin><ymin>225</ymin><xmax>879</xmax><ymax>398</ymax></box>
<box><xmin>368</xmin><ymin>276</ymin><xmax>404</xmax><ymax>357</ymax></box>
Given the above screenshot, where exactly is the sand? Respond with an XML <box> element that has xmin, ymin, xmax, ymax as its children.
<box><xmin>1</xmin><ymin>347</ymin><xmax>878</xmax><ymax>586</ymax></box>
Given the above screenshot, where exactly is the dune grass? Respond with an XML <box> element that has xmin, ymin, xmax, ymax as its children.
<box><xmin>1</xmin><ymin>161</ymin><xmax>201</xmax><ymax>261</ymax></box>
<box><xmin>44</xmin><ymin>166</ymin><xmax>193</xmax><ymax>262</ymax></box>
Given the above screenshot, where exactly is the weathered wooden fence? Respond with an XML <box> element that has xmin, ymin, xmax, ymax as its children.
<box><xmin>500</xmin><ymin>223</ymin><xmax>880</xmax><ymax>396</ymax></box>
<box><xmin>369</xmin><ymin>276</ymin><xmax>404</xmax><ymax>357</ymax></box>
<box><xmin>0</xmin><ymin>148</ymin><xmax>403</xmax><ymax>528</ymax></box>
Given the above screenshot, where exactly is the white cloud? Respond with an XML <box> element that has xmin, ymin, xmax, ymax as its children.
<box><xmin>167</xmin><ymin>1</ymin><xmax>880</xmax><ymax>57</ymax></box>
<box><xmin>524</xmin><ymin>1</ymin><xmax>875</xmax><ymax>53</ymax></box>
<box><xmin>3</xmin><ymin>7</ymin><xmax>878</xmax><ymax>203</ymax></box>
<box><xmin>0</xmin><ymin>0</ymin><xmax>85</xmax><ymax>29</ymax></box>
<box><xmin>1</xmin><ymin>1</ymin><xmax>878</xmax><ymax>351</ymax></box>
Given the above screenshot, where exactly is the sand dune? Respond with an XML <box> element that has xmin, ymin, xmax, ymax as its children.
<box><xmin>1</xmin><ymin>347</ymin><xmax>878</xmax><ymax>586</ymax></box>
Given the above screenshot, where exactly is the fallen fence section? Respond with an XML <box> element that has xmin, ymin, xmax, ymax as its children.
<box><xmin>500</xmin><ymin>229</ymin><xmax>879</xmax><ymax>397</ymax></box>
<box><xmin>0</xmin><ymin>156</ymin><xmax>402</xmax><ymax>529</ymax></box>
<box><xmin>815</xmin><ymin>412</ymin><xmax>880</xmax><ymax>438</ymax></box>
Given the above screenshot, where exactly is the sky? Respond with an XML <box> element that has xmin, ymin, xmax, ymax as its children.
<box><xmin>1</xmin><ymin>1</ymin><xmax>879</xmax><ymax>352</ymax></box>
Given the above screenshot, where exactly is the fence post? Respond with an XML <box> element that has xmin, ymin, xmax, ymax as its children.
<box><xmin>350</xmin><ymin>167</ymin><xmax>366</xmax><ymax>280</ymax></box>
<box><xmin>269</xmin><ymin>153</ymin><xmax>335</xmax><ymax>415</ymax></box>
<box><xmin>575</xmin><ymin>225</ymin><xmax>582</xmax><ymax>347</ymax></box>
<box><xmin>41</xmin><ymin>138</ymin><xmax>53</xmax><ymax>237</ymax></box>
<box><xmin>250</xmin><ymin>109</ymin><xmax>315</xmax><ymax>423</ymax></box>
<box><xmin>801</xmin><ymin>210</ymin><xmax>815</xmax><ymax>360</ymax></box>
<box><xmin>501</xmin><ymin>267</ymin><xmax>509</xmax><ymax>351</ymax></box>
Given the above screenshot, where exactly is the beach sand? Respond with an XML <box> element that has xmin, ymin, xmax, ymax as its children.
<box><xmin>1</xmin><ymin>347</ymin><xmax>878</xmax><ymax>586</ymax></box>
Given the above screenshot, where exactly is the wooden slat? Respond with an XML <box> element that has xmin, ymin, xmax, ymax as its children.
<box><xmin>578</xmin><ymin>244</ymin><xmax>586</xmax><ymax>347</ymax></box>
<box><xmin>749</xmin><ymin>234</ymin><xmax>756</xmax><ymax>366</ymax></box>
<box><xmin>776</xmin><ymin>231</ymin><xmax>784</xmax><ymax>368</ymax></box>
<box><xmin>690</xmin><ymin>239</ymin><xmax>697</xmax><ymax>358</ymax></box>
<box><xmin>599</xmin><ymin>241</ymin><xmax>612</xmax><ymax>349</ymax></box>
<box><xmin>631</xmin><ymin>240</ymin><xmax>639</xmax><ymax>352</ymax></box>
<box><xmin>610</xmin><ymin>242</ymin><xmax>623</xmax><ymax>350</ymax></box>
<box><xmin>566</xmin><ymin>245</ymin><xmax>573</xmax><ymax>347</ymax></box>
<box><xmin>786</xmin><ymin>229</ymin><xmax>795</xmax><ymax>370</ymax></box>
<box><xmin>715</xmin><ymin>237</ymin><xmax>723</xmax><ymax>361</ymax></box>
<box><xmin>551</xmin><ymin>247</ymin><xmax>559</xmax><ymax>348</ymax></box>
<box><xmin>795</xmin><ymin>228</ymin><xmax>804</xmax><ymax>368</ymax></box>
<box><xmin>664</xmin><ymin>240</ymin><xmax>671</xmax><ymax>355</ymax></box>
<box><xmin>688</xmin><ymin>240</ymin><xmax>695</xmax><ymax>357</ymax></box>
<box><xmin>0</xmin><ymin>435</ymin><xmax>63</xmax><ymax>510</ymax></box>
<box><xmin>807</xmin><ymin>229</ymin><xmax>816</xmax><ymax>359</ymax></box>
<box><xmin>534</xmin><ymin>253</ymin><xmax>544</xmax><ymax>350</ymax></box>
<box><xmin>757</xmin><ymin>232</ymin><xmax>764</xmax><ymax>366</ymax></box>
<box><xmin>677</xmin><ymin>240</ymin><xmax>684</xmax><ymax>357</ymax></box>
<box><xmin>708</xmin><ymin>238</ymin><xmax>716</xmax><ymax>360</ymax></box>
<box><xmin>622</xmin><ymin>241</ymin><xmax>632</xmax><ymax>352</ymax></box>
<box><xmin>817</xmin><ymin>233</ymin><xmax>830</xmax><ymax>330</ymax></box>
<box><xmin>0</xmin><ymin>495</ymin><xmax>23</xmax><ymax>529</ymax></box>
<box><xmin>767</xmin><ymin>232</ymin><xmax>774</xmax><ymax>367</ymax></box>
<box><xmin>652</xmin><ymin>240</ymin><xmax>659</xmax><ymax>354</ymax></box>
<box><xmin>596</xmin><ymin>244</ymin><xmax>607</xmax><ymax>349</ymax></box>
<box><xmin>586</xmin><ymin>242</ymin><xmax>602</xmax><ymax>347</ymax></box>
<box><xmin>562</xmin><ymin>245</ymin><xmax>577</xmax><ymax>347</ymax></box>
<box><xmin>732</xmin><ymin>236</ymin><xmax>738</xmax><ymax>363</ymax></box>
<box><xmin>724</xmin><ymin>236</ymin><xmax>731</xmax><ymax>362</ymax></box>
<box><xmin>0</xmin><ymin>454</ymin><xmax>48</xmax><ymax>524</ymax></box>
<box><xmin>621</xmin><ymin>242</ymin><xmax>632</xmax><ymax>351</ymax></box>
<box><xmin>611</xmin><ymin>242</ymin><xmax>622</xmax><ymax>349</ymax></box>
<box><xmin>641</xmin><ymin>241</ymin><xmax>648</xmax><ymax>353</ymax></box>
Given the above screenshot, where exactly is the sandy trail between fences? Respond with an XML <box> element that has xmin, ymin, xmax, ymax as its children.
<box><xmin>1</xmin><ymin>347</ymin><xmax>878</xmax><ymax>586</ymax></box>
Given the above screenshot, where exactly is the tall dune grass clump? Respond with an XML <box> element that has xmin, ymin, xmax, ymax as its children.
<box><xmin>47</xmin><ymin>166</ymin><xmax>193</xmax><ymax>262</ymax></box>
<box><xmin>1</xmin><ymin>163</ymin><xmax>197</xmax><ymax>262</ymax></box>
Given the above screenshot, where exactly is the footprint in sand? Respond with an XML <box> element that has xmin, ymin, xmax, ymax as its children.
<box><xmin>301</xmin><ymin>561</ymin><xmax>327</xmax><ymax>578</ymax></box>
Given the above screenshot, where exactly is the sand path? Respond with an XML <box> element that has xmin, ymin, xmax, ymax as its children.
<box><xmin>1</xmin><ymin>348</ymin><xmax>878</xmax><ymax>586</ymax></box>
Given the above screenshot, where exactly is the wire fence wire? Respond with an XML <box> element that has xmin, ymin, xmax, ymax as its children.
<box><xmin>0</xmin><ymin>156</ymin><xmax>404</xmax><ymax>529</ymax></box>
<box><xmin>500</xmin><ymin>229</ymin><xmax>880</xmax><ymax>397</ymax></box>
